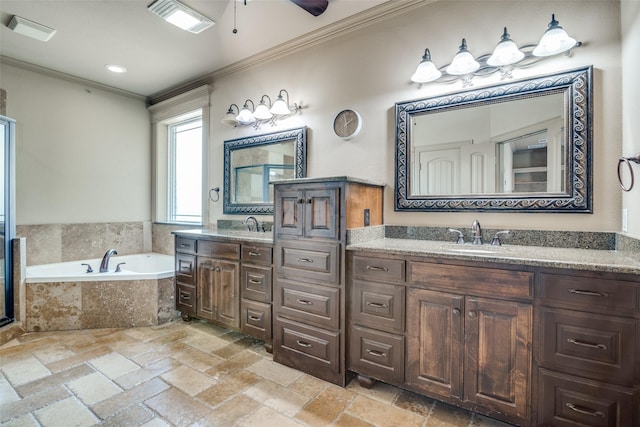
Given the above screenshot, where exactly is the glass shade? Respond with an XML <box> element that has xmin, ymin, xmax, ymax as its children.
<box><xmin>270</xmin><ymin>97</ymin><xmax>291</xmax><ymax>116</ymax></box>
<box><xmin>487</xmin><ymin>28</ymin><xmax>524</xmax><ymax>66</ymax></box>
<box><xmin>411</xmin><ymin>49</ymin><xmax>442</xmax><ymax>83</ymax></box>
<box><xmin>253</xmin><ymin>103</ymin><xmax>273</xmax><ymax>120</ymax></box>
<box><xmin>236</xmin><ymin>105</ymin><xmax>255</xmax><ymax>125</ymax></box>
<box><xmin>446</xmin><ymin>39</ymin><xmax>479</xmax><ymax>75</ymax></box>
<box><xmin>221</xmin><ymin>105</ymin><xmax>239</xmax><ymax>126</ymax></box>
<box><xmin>533</xmin><ymin>14</ymin><xmax>577</xmax><ymax>57</ymax></box>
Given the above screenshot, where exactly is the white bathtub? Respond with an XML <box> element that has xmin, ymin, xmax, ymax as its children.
<box><xmin>26</xmin><ymin>253</ymin><xmax>175</xmax><ymax>283</ymax></box>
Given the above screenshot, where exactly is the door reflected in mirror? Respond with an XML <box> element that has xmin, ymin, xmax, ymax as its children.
<box><xmin>224</xmin><ymin>127</ymin><xmax>306</xmax><ymax>215</ymax></box>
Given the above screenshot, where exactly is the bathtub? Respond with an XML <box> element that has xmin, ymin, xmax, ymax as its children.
<box><xmin>25</xmin><ymin>253</ymin><xmax>178</xmax><ymax>332</ymax></box>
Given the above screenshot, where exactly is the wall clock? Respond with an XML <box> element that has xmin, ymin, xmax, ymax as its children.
<box><xmin>333</xmin><ymin>109</ymin><xmax>362</xmax><ymax>140</ymax></box>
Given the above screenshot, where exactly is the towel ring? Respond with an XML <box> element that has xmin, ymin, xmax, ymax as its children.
<box><xmin>209</xmin><ymin>187</ymin><xmax>220</xmax><ymax>202</ymax></box>
<box><xmin>618</xmin><ymin>153</ymin><xmax>640</xmax><ymax>192</ymax></box>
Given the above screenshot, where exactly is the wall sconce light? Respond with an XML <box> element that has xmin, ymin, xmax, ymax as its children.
<box><xmin>221</xmin><ymin>89</ymin><xmax>300</xmax><ymax>129</ymax></box>
<box><xmin>411</xmin><ymin>14</ymin><xmax>581</xmax><ymax>87</ymax></box>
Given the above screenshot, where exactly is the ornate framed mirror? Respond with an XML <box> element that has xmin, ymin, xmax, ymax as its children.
<box><xmin>224</xmin><ymin>126</ymin><xmax>307</xmax><ymax>214</ymax></box>
<box><xmin>395</xmin><ymin>66</ymin><xmax>592</xmax><ymax>212</ymax></box>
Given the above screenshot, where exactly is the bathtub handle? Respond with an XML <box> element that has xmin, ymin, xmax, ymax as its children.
<box><xmin>81</xmin><ymin>263</ymin><xmax>93</xmax><ymax>273</ymax></box>
<box><xmin>115</xmin><ymin>262</ymin><xmax>126</xmax><ymax>272</ymax></box>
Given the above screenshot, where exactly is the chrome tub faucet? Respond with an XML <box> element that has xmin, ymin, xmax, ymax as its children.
<box><xmin>99</xmin><ymin>249</ymin><xmax>118</xmax><ymax>273</ymax></box>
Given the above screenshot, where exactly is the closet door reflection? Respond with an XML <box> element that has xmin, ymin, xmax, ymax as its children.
<box><xmin>0</xmin><ymin>116</ymin><xmax>15</xmax><ymax>327</ymax></box>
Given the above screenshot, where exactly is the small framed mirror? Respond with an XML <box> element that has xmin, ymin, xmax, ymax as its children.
<box><xmin>224</xmin><ymin>126</ymin><xmax>307</xmax><ymax>214</ymax></box>
<box><xmin>395</xmin><ymin>67</ymin><xmax>592</xmax><ymax>212</ymax></box>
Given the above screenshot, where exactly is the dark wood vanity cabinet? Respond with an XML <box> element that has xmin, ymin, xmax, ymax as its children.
<box><xmin>175</xmin><ymin>237</ymin><xmax>197</xmax><ymax>320</ymax></box>
<box><xmin>535</xmin><ymin>270</ymin><xmax>639</xmax><ymax>427</ymax></box>
<box><xmin>240</xmin><ymin>243</ymin><xmax>273</xmax><ymax>344</ymax></box>
<box><xmin>272</xmin><ymin>178</ymin><xmax>383</xmax><ymax>386</ymax></box>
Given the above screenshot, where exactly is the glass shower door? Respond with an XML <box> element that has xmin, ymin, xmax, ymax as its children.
<box><xmin>0</xmin><ymin>115</ymin><xmax>15</xmax><ymax>327</ymax></box>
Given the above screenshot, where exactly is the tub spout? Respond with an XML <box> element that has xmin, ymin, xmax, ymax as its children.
<box><xmin>99</xmin><ymin>249</ymin><xmax>118</xmax><ymax>273</ymax></box>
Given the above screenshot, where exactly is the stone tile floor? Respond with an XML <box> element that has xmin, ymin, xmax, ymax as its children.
<box><xmin>0</xmin><ymin>319</ymin><xmax>516</xmax><ymax>426</ymax></box>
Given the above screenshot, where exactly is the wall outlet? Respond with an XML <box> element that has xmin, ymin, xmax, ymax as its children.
<box><xmin>622</xmin><ymin>208</ymin><xmax>628</xmax><ymax>232</ymax></box>
<box><xmin>364</xmin><ymin>208</ymin><xmax>370</xmax><ymax>227</ymax></box>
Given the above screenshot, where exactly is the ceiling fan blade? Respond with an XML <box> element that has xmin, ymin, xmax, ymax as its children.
<box><xmin>289</xmin><ymin>0</ymin><xmax>329</xmax><ymax>16</ymax></box>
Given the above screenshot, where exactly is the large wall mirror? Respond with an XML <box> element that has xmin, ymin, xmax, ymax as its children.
<box><xmin>224</xmin><ymin>126</ymin><xmax>307</xmax><ymax>214</ymax></box>
<box><xmin>395</xmin><ymin>67</ymin><xmax>592</xmax><ymax>212</ymax></box>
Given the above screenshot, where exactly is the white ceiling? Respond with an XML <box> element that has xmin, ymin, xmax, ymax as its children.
<box><xmin>0</xmin><ymin>0</ymin><xmax>394</xmax><ymax>99</ymax></box>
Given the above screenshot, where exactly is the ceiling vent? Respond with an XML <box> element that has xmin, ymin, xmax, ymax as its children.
<box><xmin>8</xmin><ymin>16</ymin><xmax>56</xmax><ymax>41</ymax></box>
<box><xmin>148</xmin><ymin>0</ymin><xmax>214</xmax><ymax>34</ymax></box>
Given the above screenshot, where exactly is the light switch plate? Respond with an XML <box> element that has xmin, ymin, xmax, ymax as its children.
<box><xmin>622</xmin><ymin>208</ymin><xmax>628</xmax><ymax>232</ymax></box>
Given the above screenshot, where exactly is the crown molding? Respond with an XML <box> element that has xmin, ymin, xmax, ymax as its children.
<box><xmin>0</xmin><ymin>55</ymin><xmax>147</xmax><ymax>102</ymax></box>
<box><xmin>149</xmin><ymin>0</ymin><xmax>431</xmax><ymax>104</ymax></box>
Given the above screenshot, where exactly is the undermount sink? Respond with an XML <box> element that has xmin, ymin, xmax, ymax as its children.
<box><xmin>446</xmin><ymin>247</ymin><xmax>498</xmax><ymax>255</ymax></box>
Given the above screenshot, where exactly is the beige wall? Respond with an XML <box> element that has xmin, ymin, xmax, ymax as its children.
<box><xmin>621</xmin><ymin>0</ymin><xmax>640</xmax><ymax>239</ymax></box>
<box><xmin>210</xmin><ymin>0</ymin><xmax>622</xmax><ymax>233</ymax></box>
<box><xmin>0</xmin><ymin>63</ymin><xmax>151</xmax><ymax>225</ymax></box>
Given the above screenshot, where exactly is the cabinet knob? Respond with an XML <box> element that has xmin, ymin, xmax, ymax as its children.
<box><xmin>468</xmin><ymin>311</ymin><xmax>477</xmax><ymax>319</ymax></box>
<box><xmin>297</xmin><ymin>198</ymin><xmax>305</xmax><ymax>204</ymax></box>
<box><xmin>452</xmin><ymin>308</ymin><xmax>460</xmax><ymax>315</ymax></box>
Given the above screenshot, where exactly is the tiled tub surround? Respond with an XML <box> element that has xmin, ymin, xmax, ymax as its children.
<box><xmin>17</xmin><ymin>221</ymin><xmax>152</xmax><ymax>266</ymax></box>
<box><xmin>24</xmin><ymin>254</ymin><xmax>178</xmax><ymax>332</ymax></box>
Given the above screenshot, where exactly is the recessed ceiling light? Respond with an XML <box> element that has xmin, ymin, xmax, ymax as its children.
<box><xmin>105</xmin><ymin>64</ymin><xmax>127</xmax><ymax>73</ymax></box>
<box><xmin>148</xmin><ymin>0</ymin><xmax>214</xmax><ymax>34</ymax></box>
<box><xmin>8</xmin><ymin>15</ymin><xmax>56</xmax><ymax>41</ymax></box>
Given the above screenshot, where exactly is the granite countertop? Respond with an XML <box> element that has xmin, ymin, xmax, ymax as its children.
<box><xmin>173</xmin><ymin>228</ymin><xmax>273</xmax><ymax>244</ymax></box>
<box><xmin>347</xmin><ymin>238</ymin><xmax>640</xmax><ymax>275</ymax></box>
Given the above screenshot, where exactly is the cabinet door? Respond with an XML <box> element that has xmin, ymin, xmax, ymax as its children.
<box><xmin>215</xmin><ymin>260</ymin><xmax>240</xmax><ymax>329</ymax></box>
<box><xmin>196</xmin><ymin>257</ymin><xmax>217</xmax><ymax>321</ymax></box>
<box><xmin>304</xmin><ymin>187</ymin><xmax>339</xmax><ymax>240</ymax></box>
<box><xmin>406</xmin><ymin>288</ymin><xmax>464</xmax><ymax>400</ymax></box>
<box><xmin>275</xmin><ymin>188</ymin><xmax>304</xmax><ymax>238</ymax></box>
<box><xmin>464</xmin><ymin>297</ymin><xmax>532</xmax><ymax>422</ymax></box>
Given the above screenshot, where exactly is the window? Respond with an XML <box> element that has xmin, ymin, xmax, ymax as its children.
<box><xmin>149</xmin><ymin>85</ymin><xmax>210</xmax><ymax>226</ymax></box>
<box><xmin>169</xmin><ymin>117</ymin><xmax>202</xmax><ymax>223</ymax></box>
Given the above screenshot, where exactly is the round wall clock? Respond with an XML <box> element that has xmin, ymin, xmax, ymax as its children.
<box><xmin>333</xmin><ymin>109</ymin><xmax>362</xmax><ymax>140</ymax></box>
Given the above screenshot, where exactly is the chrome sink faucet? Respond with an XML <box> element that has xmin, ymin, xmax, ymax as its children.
<box><xmin>471</xmin><ymin>220</ymin><xmax>483</xmax><ymax>245</ymax></box>
<box><xmin>99</xmin><ymin>249</ymin><xmax>118</xmax><ymax>273</ymax></box>
<box><xmin>243</xmin><ymin>216</ymin><xmax>259</xmax><ymax>232</ymax></box>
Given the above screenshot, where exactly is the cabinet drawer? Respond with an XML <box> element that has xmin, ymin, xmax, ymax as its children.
<box><xmin>198</xmin><ymin>240</ymin><xmax>240</xmax><ymax>260</ymax></box>
<box><xmin>241</xmin><ymin>245</ymin><xmax>273</xmax><ymax>265</ymax></box>
<box><xmin>241</xmin><ymin>299</ymin><xmax>271</xmax><ymax>341</ymax></box>
<box><xmin>175</xmin><ymin>237</ymin><xmax>196</xmax><ymax>253</ymax></box>
<box><xmin>539</xmin><ymin>307</ymin><xmax>637</xmax><ymax>386</ymax></box>
<box><xmin>274</xmin><ymin>317</ymin><xmax>340</xmax><ymax>375</ymax></box>
<box><xmin>349</xmin><ymin>325</ymin><xmax>404</xmax><ymax>385</ymax></box>
<box><xmin>352</xmin><ymin>256</ymin><xmax>405</xmax><ymax>282</ymax></box>
<box><xmin>408</xmin><ymin>261</ymin><xmax>533</xmax><ymax>299</ymax></box>
<box><xmin>275</xmin><ymin>240</ymin><xmax>340</xmax><ymax>286</ymax></box>
<box><xmin>351</xmin><ymin>279</ymin><xmax>405</xmax><ymax>334</ymax></box>
<box><xmin>241</xmin><ymin>265</ymin><xmax>272</xmax><ymax>303</ymax></box>
<box><xmin>175</xmin><ymin>253</ymin><xmax>196</xmax><ymax>285</ymax></box>
<box><xmin>538</xmin><ymin>368</ymin><xmax>636</xmax><ymax>427</ymax></box>
<box><xmin>176</xmin><ymin>283</ymin><xmax>196</xmax><ymax>314</ymax></box>
<box><xmin>275</xmin><ymin>279</ymin><xmax>339</xmax><ymax>330</ymax></box>
<box><xmin>538</xmin><ymin>273</ymin><xmax>639</xmax><ymax>314</ymax></box>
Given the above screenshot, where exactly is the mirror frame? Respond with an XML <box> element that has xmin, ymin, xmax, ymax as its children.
<box><xmin>224</xmin><ymin>126</ymin><xmax>307</xmax><ymax>215</ymax></box>
<box><xmin>395</xmin><ymin>66</ymin><xmax>592</xmax><ymax>213</ymax></box>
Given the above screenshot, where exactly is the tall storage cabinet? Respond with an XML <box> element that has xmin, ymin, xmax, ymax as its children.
<box><xmin>272</xmin><ymin>177</ymin><xmax>383</xmax><ymax>386</ymax></box>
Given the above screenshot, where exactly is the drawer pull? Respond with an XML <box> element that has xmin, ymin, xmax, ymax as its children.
<box><xmin>366</xmin><ymin>265</ymin><xmax>388</xmax><ymax>272</ymax></box>
<box><xmin>179</xmin><ymin>243</ymin><xmax>191</xmax><ymax>248</ymax></box>
<box><xmin>248</xmin><ymin>315</ymin><xmax>262</xmax><ymax>321</ymax></box>
<box><xmin>296</xmin><ymin>299</ymin><xmax>313</xmax><ymax>306</ymax></box>
<box><xmin>366</xmin><ymin>349</ymin><xmax>386</xmax><ymax>358</ymax></box>
<box><xmin>248</xmin><ymin>251</ymin><xmax>261</xmax><ymax>257</ymax></box>
<box><xmin>565</xmin><ymin>403</ymin><xmax>605</xmax><ymax>418</ymax></box>
<box><xmin>297</xmin><ymin>257</ymin><xmax>314</xmax><ymax>263</ymax></box>
<box><xmin>568</xmin><ymin>289</ymin><xmax>608</xmax><ymax>297</ymax></box>
<box><xmin>567</xmin><ymin>339</ymin><xmax>607</xmax><ymax>350</ymax></box>
<box><xmin>296</xmin><ymin>340</ymin><xmax>312</xmax><ymax>348</ymax></box>
<box><xmin>367</xmin><ymin>302</ymin><xmax>388</xmax><ymax>309</ymax></box>
<box><xmin>179</xmin><ymin>293</ymin><xmax>190</xmax><ymax>302</ymax></box>
<box><xmin>248</xmin><ymin>279</ymin><xmax>262</xmax><ymax>284</ymax></box>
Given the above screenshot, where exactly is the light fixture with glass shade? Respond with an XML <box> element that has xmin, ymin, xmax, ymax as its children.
<box><xmin>487</xmin><ymin>28</ymin><xmax>525</xmax><ymax>66</ymax></box>
<box><xmin>271</xmin><ymin>89</ymin><xmax>298</xmax><ymax>116</ymax></box>
<box><xmin>253</xmin><ymin>95</ymin><xmax>273</xmax><ymax>121</ymax></box>
<box><xmin>411</xmin><ymin>49</ymin><xmax>442</xmax><ymax>83</ymax></box>
<box><xmin>532</xmin><ymin>14</ymin><xmax>577</xmax><ymax>57</ymax></box>
<box><xmin>236</xmin><ymin>100</ymin><xmax>256</xmax><ymax>125</ymax></box>
<box><xmin>446</xmin><ymin>39</ymin><xmax>480</xmax><ymax>76</ymax></box>
<box><xmin>221</xmin><ymin>104</ymin><xmax>240</xmax><ymax>126</ymax></box>
<box><xmin>410</xmin><ymin>14</ymin><xmax>581</xmax><ymax>87</ymax></box>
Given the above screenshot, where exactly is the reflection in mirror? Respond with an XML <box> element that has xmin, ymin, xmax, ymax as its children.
<box><xmin>395</xmin><ymin>67</ymin><xmax>592</xmax><ymax>212</ymax></box>
<box><xmin>224</xmin><ymin>127</ymin><xmax>306</xmax><ymax>214</ymax></box>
